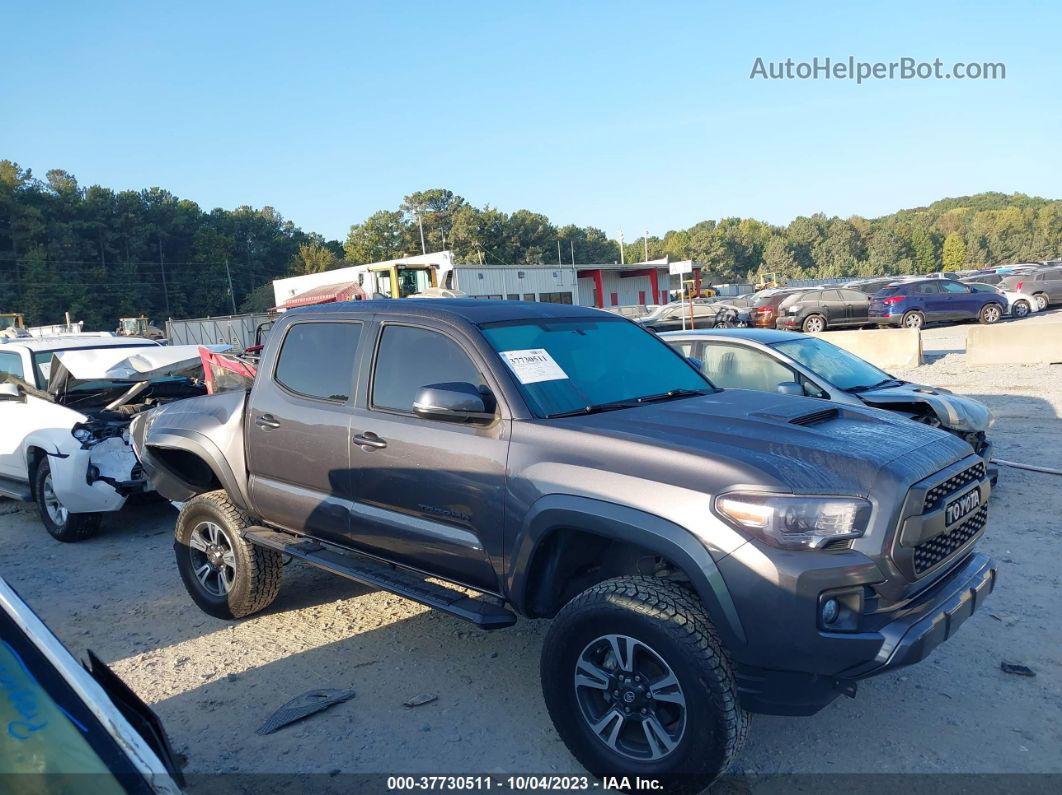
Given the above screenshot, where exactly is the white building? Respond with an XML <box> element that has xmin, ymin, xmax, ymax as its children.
<box><xmin>271</xmin><ymin>251</ymin><xmax>690</xmax><ymax>309</ymax></box>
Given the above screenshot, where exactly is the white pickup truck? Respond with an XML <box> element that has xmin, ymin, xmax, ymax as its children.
<box><xmin>0</xmin><ymin>335</ymin><xmax>219</xmax><ymax>541</ymax></box>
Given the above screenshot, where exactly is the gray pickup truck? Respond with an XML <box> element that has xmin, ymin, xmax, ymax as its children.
<box><xmin>131</xmin><ymin>299</ymin><xmax>996</xmax><ymax>789</ymax></box>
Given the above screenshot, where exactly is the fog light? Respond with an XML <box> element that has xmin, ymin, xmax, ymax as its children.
<box><xmin>820</xmin><ymin>598</ymin><xmax>840</xmax><ymax>626</ymax></box>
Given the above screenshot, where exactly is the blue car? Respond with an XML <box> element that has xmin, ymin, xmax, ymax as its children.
<box><xmin>868</xmin><ymin>278</ymin><xmax>1005</xmax><ymax>329</ymax></box>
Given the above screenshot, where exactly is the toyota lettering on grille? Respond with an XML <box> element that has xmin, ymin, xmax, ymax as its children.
<box><xmin>945</xmin><ymin>488</ymin><xmax>981</xmax><ymax>526</ymax></box>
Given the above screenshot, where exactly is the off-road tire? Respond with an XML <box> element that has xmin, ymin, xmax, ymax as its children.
<box><xmin>1034</xmin><ymin>293</ymin><xmax>1048</xmax><ymax>311</ymax></box>
<box><xmin>541</xmin><ymin>576</ymin><xmax>749</xmax><ymax>793</ymax></box>
<box><xmin>174</xmin><ymin>490</ymin><xmax>282</xmax><ymax>619</ymax></box>
<box><xmin>33</xmin><ymin>459</ymin><xmax>102</xmax><ymax>543</ymax></box>
<box><xmin>801</xmin><ymin>314</ymin><xmax>826</xmax><ymax>333</ymax></box>
<box><xmin>901</xmin><ymin>310</ymin><xmax>925</xmax><ymax>330</ymax></box>
<box><xmin>978</xmin><ymin>303</ymin><xmax>1003</xmax><ymax>325</ymax></box>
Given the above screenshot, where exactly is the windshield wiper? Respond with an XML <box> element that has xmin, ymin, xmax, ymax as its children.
<box><xmin>846</xmin><ymin>378</ymin><xmax>904</xmax><ymax>394</ymax></box>
<box><xmin>547</xmin><ymin>389</ymin><xmax>710</xmax><ymax>418</ymax></box>
<box><xmin>547</xmin><ymin>402</ymin><xmax>639</xmax><ymax>418</ymax></box>
<box><xmin>632</xmin><ymin>388</ymin><xmax>711</xmax><ymax>404</ymax></box>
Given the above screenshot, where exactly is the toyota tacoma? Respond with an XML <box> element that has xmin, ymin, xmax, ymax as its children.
<box><xmin>131</xmin><ymin>300</ymin><xmax>996</xmax><ymax>790</ymax></box>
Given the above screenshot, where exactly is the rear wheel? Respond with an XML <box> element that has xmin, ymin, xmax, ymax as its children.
<box><xmin>978</xmin><ymin>303</ymin><xmax>1002</xmax><ymax>324</ymax></box>
<box><xmin>541</xmin><ymin>577</ymin><xmax>748</xmax><ymax>793</ymax></box>
<box><xmin>174</xmin><ymin>490</ymin><xmax>282</xmax><ymax>619</ymax></box>
<box><xmin>901</xmin><ymin>310</ymin><xmax>924</xmax><ymax>330</ymax></box>
<box><xmin>801</xmin><ymin>314</ymin><xmax>826</xmax><ymax>333</ymax></box>
<box><xmin>1034</xmin><ymin>293</ymin><xmax>1049</xmax><ymax>311</ymax></box>
<box><xmin>1012</xmin><ymin>300</ymin><xmax>1030</xmax><ymax>318</ymax></box>
<box><xmin>34</xmin><ymin>459</ymin><xmax>101</xmax><ymax>543</ymax></box>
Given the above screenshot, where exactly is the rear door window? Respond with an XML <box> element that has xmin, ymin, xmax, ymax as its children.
<box><xmin>274</xmin><ymin>321</ymin><xmax>362</xmax><ymax>401</ymax></box>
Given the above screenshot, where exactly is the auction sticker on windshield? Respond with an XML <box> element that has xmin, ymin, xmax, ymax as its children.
<box><xmin>499</xmin><ymin>349</ymin><xmax>568</xmax><ymax>384</ymax></box>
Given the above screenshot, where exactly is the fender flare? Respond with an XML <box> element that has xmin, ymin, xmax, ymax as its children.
<box><xmin>507</xmin><ymin>495</ymin><xmax>746</xmax><ymax>647</ymax></box>
<box><xmin>143</xmin><ymin>429</ymin><xmax>251</xmax><ymax>513</ymax></box>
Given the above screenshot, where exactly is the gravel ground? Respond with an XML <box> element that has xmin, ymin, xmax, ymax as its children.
<box><xmin>1</xmin><ymin>311</ymin><xmax>1060</xmax><ymax>785</ymax></box>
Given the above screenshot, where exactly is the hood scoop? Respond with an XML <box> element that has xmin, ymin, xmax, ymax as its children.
<box><xmin>788</xmin><ymin>408</ymin><xmax>840</xmax><ymax>426</ymax></box>
<box><xmin>747</xmin><ymin>400</ymin><xmax>842</xmax><ymax>427</ymax></box>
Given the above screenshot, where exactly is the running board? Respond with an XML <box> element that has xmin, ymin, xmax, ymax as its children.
<box><xmin>0</xmin><ymin>475</ymin><xmax>32</xmax><ymax>502</ymax></box>
<box><xmin>242</xmin><ymin>527</ymin><xmax>517</xmax><ymax>630</ymax></box>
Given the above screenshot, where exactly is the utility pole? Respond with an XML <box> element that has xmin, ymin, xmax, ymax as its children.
<box><xmin>417</xmin><ymin>212</ymin><xmax>427</xmax><ymax>254</ymax></box>
<box><xmin>644</xmin><ymin>230</ymin><xmax>649</xmax><ymax>263</ymax></box>
<box><xmin>157</xmin><ymin>233</ymin><xmax>171</xmax><ymax>317</ymax></box>
<box><xmin>224</xmin><ymin>258</ymin><xmax>238</xmax><ymax>314</ymax></box>
<box><xmin>570</xmin><ymin>240</ymin><xmax>575</xmax><ymax>269</ymax></box>
<box><xmin>619</xmin><ymin>231</ymin><xmax>625</xmax><ymax>265</ymax></box>
<box><xmin>557</xmin><ymin>240</ymin><xmax>562</xmax><ymax>265</ymax></box>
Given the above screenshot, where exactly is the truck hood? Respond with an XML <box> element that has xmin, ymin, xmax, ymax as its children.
<box><xmin>48</xmin><ymin>345</ymin><xmax>230</xmax><ymax>399</ymax></box>
<box><xmin>856</xmin><ymin>382</ymin><xmax>993</xmax><ymax>432</ymax></box>
<box><xmin>556</xmin><ymin>389</ymin><xmax>972</xmax><ymax>496</ymax></box>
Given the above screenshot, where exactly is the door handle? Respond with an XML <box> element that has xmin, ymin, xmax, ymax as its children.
<box><xmin>255</xmin><ymin>414</ymin><xmax>281</xmax><ymax>430</ymax></box>
<box><xmin>352</xmin><ymin>432</ymin><xmax>387</xmax><ymax>450</ymax></box>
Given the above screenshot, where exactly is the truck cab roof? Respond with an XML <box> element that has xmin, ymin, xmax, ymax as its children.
<box><xmin>289</xmin><ymin>298</ymin><xmax>606</xmax><ymax>325</ymax></box>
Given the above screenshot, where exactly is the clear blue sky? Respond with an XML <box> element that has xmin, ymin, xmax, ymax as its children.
<box><xmin>3</xmin><ymin>1</ymin><xmax>1059</xmax><ymax>242</ymax></box>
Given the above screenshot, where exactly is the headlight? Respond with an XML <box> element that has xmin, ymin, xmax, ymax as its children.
<box><xmin>715</xmin><ymin>493</ymin><xmax>872</xmax><ymax>550</ymax></box>
<box><xmin>71</xmin><ymin>424</ymin><xmax>98</xmax><ymax>444</ymax></box>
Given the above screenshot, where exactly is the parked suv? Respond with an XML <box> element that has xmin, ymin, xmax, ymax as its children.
<box><xmin>774</xmin><ymin>287</ymin><xmax>872</xmax><ymax>333</ymax></box>
<box><xmin>132</xmin><ymin>300</ymin><xmax>995</xmax><ymax>789</ymax></box>
<box><xmin>869</xmin><ymin>278</ymin><xmax>1004</xmax><ymax>329</ymax></box>
<box><xmin>998</xmin><ymin>268</ymin><xmax>1062</xmax><ymax>311</ymax></box>
<box><xmin>749</xmin><ymin>288</ymin><xmax>812</xmax><ymax>328</ymax></box>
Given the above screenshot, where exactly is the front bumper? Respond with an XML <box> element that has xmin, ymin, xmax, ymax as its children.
<box><xmin>733</xmin><ymin>551</ymin><xmax>996</xmax><ymax>715</ymax></box>
<box><xmin>842</xmin><ymin>551</ymin><xmax>995</xmax><ymax>677</ymax></box>
<box><xmin>48</xmin><ymin>444</ymin><xmax>139</xmax><ymax>514</ymax></box>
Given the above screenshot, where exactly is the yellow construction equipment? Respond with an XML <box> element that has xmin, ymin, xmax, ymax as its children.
<box><xmin>367</xmin><ymin>263</ymin><xmax>437</xmax><ymax>298</ymax></box>
<box><xmin>116</xmin><ymin>315</ymin><xmax>165</xmax><ymax>340</ymax></box>
<box><xmin>753</xmin><ymin>271</ymin><xmax>786</xmax><ymax>290</ymax></box>
<box><xmin>0</xmin><ymin>312</ymin><xmax>25</xmax><ymax>331</ymax></box>
<box><xmin>682</xmin><ymin>279</ymin><xmax>717</xmax><ymax>299</ymax></box>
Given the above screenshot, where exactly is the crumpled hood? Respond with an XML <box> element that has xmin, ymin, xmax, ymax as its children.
<box><xmin>48</xmin><ymin>344</ymin><xmax>230</xmax><ymax>396</ymax></box>
<box><xmin>858</xmin><ymin>382</ymin><xmax>993</xmax><ymax>432</ymax></box>
<box><xmin>557</xmin><ymin>389</ymin><xmax>973</xmax><ymax>496</ymax></box>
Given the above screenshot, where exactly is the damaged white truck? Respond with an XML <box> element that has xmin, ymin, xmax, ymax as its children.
<box><xmin>0</xmin><ymin>336</ymin><xmax>223</xmax><ymax>541</ymax></box>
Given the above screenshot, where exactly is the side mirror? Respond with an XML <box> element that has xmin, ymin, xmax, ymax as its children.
<box><xmin>687</xmin><ymin>356</ymin><xmax>703</xmax><ymax>371</ymax></box>
<box><xmin>776</xmin><ymin>381</ymin><xmax>804</xmax><ymax>397</ymax></box>
<box><xmin>0</xmin><ymin>382</ymin><xmax>22</xmax><ymax>401</ymax></box>
<box><xmin>413</xmin><ymin>382</ymin><xmax>496</xmax><ymax>425</ymax></box>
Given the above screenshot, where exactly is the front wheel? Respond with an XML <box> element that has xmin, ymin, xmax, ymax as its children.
<box><xmin>541</xmin><ymin>577</ymin><xmax>748</xmax><ymax>792</ymax></box>
<box><xmin>1034</xmin><ymin>293</ymin><xmax>1049</xmax><ymax>311</ymax></box>
<box><xmin>34</xmin><ymin>459</ymin><xmax>101</xmax><ymax>543</ymax></box>
<box><xmin>174</xmin><ymin>490</ymin><xmax>282</xmax><ymax>619</ymax></box>
<box><xmin>901</xmin><ymin>310</ymin><xmax>925</xmax><ymax>330</ymax></box>
<box><xmin>978</xmin><ymin>303</ymin><xmax>1002</xmax><ymax>324</ymax></box>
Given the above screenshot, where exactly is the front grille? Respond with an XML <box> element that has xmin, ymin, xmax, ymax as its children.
<box><xmin>913</xmin><ymin>504</ymin><xmax>987</xmax><ymax>574</ymax></box>
<box><xmin>923</xmin><ymin>461</ymin><xmax>986</xmax><ymax>512</ymax></box>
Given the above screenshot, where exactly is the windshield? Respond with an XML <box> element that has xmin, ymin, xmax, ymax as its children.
<box><xmin>772</xmin><ymin>336</ymin><xmax>893</xmax><ymax>391</ymax></box>
<box><xmin>480</xmin><ymin>316</ymin><xmax>712</xmax><ymax>417</ymax></box>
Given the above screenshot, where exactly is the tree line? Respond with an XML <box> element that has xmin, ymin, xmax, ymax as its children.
<box><xmin>2</xmin><ymin>160</ymin><xmax>1059</xmax><ymax>326</ymax></box>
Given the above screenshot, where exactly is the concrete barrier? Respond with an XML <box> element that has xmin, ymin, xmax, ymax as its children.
<box><xmin>966</xmin><ymin>324</ymin><xmax>1062</xmax><ymax>366</ymax></box>
<box><xmin>811</xmin><ymin>328</ymin><xmax>923</xmax><ymax>370</ymax></box>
